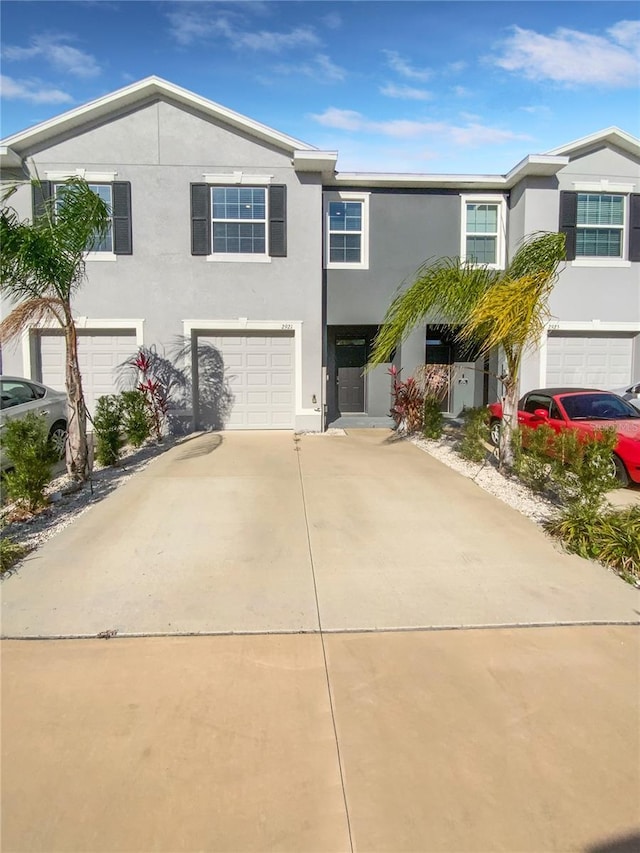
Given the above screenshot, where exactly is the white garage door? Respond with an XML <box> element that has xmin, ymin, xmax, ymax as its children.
<box><xmin>198</xmin><ymin>332</ymin><xmax>295</xmax><ymax>429</ymax></box>
<box><xmin>546</xmin><ymin>333</ymin><xmax>633</xmax><ymax>388</ymax></box>
<box><xmin>39</xmin><ymin>330</ymin><xmax>137</xmax><ymax>416</ymax></box>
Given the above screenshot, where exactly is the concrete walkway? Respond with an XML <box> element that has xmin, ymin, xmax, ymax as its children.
<box><xmin>1</xmin><ymin>430</ymin><xmax>638</xmax><ymax>637</ymax></box>
<box><xmin>2</xmin><ymin>431</ymin><xmax>639</xmax><ymax>852</ymax></box>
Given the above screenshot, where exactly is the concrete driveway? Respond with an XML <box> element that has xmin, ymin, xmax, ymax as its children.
<box><xmin>1</xmin><ymin>430</ymin><xmax>638</xmax><ymax>637</ymax></box>
<box><xmin>2</xmin><ymin>431</ymin><xmax>639</xmax><ymax>852</ymax></box>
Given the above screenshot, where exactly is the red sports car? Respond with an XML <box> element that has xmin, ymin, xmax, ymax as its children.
<box><xmin>488</xmin><ymin>388</ymin><xmax>640</xmax><ymax>486</ymax></box>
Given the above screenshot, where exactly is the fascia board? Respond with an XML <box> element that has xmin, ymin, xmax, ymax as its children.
<box><xmin>293</xmin><ymin>150</ymin><xmax>338</xmax><ymax>173</ymax></box>
<box><xmin>0</xmin><ymin>76</ymin><xmax>316</xmax><ymax>156</ymax></box>
<box><xmin>329</xmin><ymin>172</ymin><xmax>508</xmax><ymax>189</ymax></box>
<box><xmin>546</xmin><ymin>127</ymin><xmax>640</xmax><ymax>158</ymax></box>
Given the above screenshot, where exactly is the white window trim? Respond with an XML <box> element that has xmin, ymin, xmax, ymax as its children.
<box><xmin>324</xmin><ymin>191</ymin><xmax>370</xmax><ymax>270</ymax></box>
<box><xmin>538</xmin><ymin>320</ymin><xmax>640</xmax><ymax>387</ymax></box>
<box><xmin>573</xmin><ymin>191</ymin><xmax>628</xmax><ymax>265</ymax></box>
<box><xmin>208</xmin><ymin>183</ymin><xmax>270</xmax><ymax>261</ymax></box>
<box><xmin>572</xmin><ymin>180</ymin><xmax>635</xmax><ymax>193</ymax></box>
<box><xmin>203</xmin><ymin>172</ymin><xmax>273</xmax><ymax>185</ymax></box>
<box><xmin>45</xmin><ymin>169</ymin><xmax>117</xmax><ymax>182</ymax></box>
<box><xmin>182</xmin><ymin>319</ymin><xmax>317</xmax><ymax>420</ymax></box>
<box><xmin>21</xmin><ymin>318</ymin><xmax>144</xmax><ymax>381</ymax></box>
<box><xmin>460</xmin><ymin>194</ymin><xmax>507</xmax><ymax>270</ymax></box>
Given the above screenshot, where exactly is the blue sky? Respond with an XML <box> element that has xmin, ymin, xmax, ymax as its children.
<box><xmin>1</xmin><ymin>1</ymin><xmax>638</xmax><ymax>174</ymax></box>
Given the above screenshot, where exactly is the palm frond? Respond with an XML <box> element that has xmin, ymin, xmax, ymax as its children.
<box><xmin>0</xmin><ymin>297</ymin><xmax>66</xmax><ymax>343</ymax></box>
<box><xmin>507</xmin><ymin>231</ymin><xmax>566</xmax><ymax>280</ymax></box>
<box><xmin>369</xmin><ymin>258</ymin><xmax>499</xmax><ymax>366</ymax></box>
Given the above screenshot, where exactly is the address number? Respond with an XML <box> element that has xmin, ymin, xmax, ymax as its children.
<box><xmin>281</xmin><ymin>323</ymin><xmax>293</xmax><ymax>330</ymax></box>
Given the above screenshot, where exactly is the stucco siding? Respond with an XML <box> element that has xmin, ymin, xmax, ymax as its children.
<box><xmin>1</xmin><ymin>97</ymin><xmax>324</xmax><ymax>429</ymax></box>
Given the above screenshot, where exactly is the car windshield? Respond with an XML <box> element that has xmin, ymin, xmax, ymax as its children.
<box><xmin>560</xmin><ymin>393</ymin><xmax>640</xmax><ymax>421</ymax></box>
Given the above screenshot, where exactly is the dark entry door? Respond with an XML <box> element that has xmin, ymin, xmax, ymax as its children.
<box><xmin>336</xmin><ymin>338</ymin><xmax>366</xmax><ymax>412</ymax></box>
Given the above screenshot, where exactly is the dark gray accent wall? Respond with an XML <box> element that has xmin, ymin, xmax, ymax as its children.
<box><xmin>326</xmin><ymin>191</ymin><xmax>460</xmax><ymax>325</ymax></box>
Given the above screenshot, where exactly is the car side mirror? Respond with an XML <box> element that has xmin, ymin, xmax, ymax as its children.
<box><xmin>533</xmin><ymin>408</ymin><xmax>549</xmax><ymax>420</ymax></box>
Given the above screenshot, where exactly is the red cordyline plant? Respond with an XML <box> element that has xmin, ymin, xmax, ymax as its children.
<box><xmin>129</xmin><ymin>349</ymin><xmax>169</xmax><ymax>441</ymax></box>
<box><xmin>388</xmin><ymin>365</ymin><xmax>424</xmax><ymax>433</ymax></box>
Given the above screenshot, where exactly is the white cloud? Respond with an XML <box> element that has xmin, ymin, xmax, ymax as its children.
<box><xmin>272</xmin><ymin>53</ymin><xmax>346</xmax><ymax>83</ymax></box>
<box><xmin>520</xmin><ymin>105</ymin><xmax>552</xmax><ymax>116</ymax></box>
<box><xmin>380</xmin><ymin>83</ymin><xmax>432</xmax><ymax>101</ymax></box>
<box><xmin>493</xmin><ymin>21</ymin><xmax>640</xmax><ymax>87</ymax></box>
<box><xmin>0</xmin><ymin>75</ymin><xmax>74</xmax><ymax>104</ymax></box>
<box><xmin>383</xmin><ymin>50</ymin><xmax>432</xmax><ymax>82</ymax></box>
<box><xmin>452</xmin><ymin>85</ymin><xmax>470</xmax><ymax>97</ymax></box>
<box><xmin>2</xmin><ymin>35</ymin><xmax>101</xmax><ymax>77</ymax></box>
<box><xmin>321</xmin><ymin>12</ymin><xmax>342</xmax><ymax>30</ymax></box>
<box><xmin>311</xmin><ymin>107</ymin><xmax>531</xmax><ymax>147</ymax></box>
<box><xmin>166</xmin><ymin>6</ymin><xmax>319</xmax><ymax>51</ymax></box>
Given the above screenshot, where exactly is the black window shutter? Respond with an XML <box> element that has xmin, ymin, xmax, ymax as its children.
<box><xmin>32</xmin><ymin>180</ymin><xmax>52</xmax><ymax>221</ymax></box>
<box><xmin>112</xmin><ymin>182</ymin><xmax>132</xmax><ymax>255</ymax></box>
<box><xmin>191</xmin><ymin>184</ymin><xmax>210</xmax><ymax>256</ymax></box>
<box><xmin>269</xmin><ymin>184</ymin><xmax>287</xmax><ymax>257</ymax></box>
<box><xmin>629</xmin><ymin>194</ymin><xmax>640</xmax><ymax>262</ymax></box>
<box><xmin>559</xmin><ymin>191</ymin><xmax>577</xmax><ymax>261</ymax></box>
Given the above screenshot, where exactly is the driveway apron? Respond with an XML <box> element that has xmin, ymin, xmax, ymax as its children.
<box><xmin>1</xmin><ymin>429</ymin><xmax>638</xmax><ymax>638</ymax></box>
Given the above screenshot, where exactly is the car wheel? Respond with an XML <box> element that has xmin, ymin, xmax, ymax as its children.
<box><xmin>48</xmin><ymin>421</ymin><xmax>67</xmax><ymax>459</ymax></box>
<box><xmin>489</xmin><ymin>418</ymin><xmax>502</xmax><ymax>447</ymax></box>
<box><xmin>611</xmin><ymin>453</ymin><xmax>629</xmax><ymax>488</ymax></box>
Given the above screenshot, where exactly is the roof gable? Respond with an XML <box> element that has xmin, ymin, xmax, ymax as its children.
<box><xmin>0</xmin><ymin>76</ymin><xmax>317</xmax><ymax>158</ymax></box>
<box><xmin>545</xmin><ymin>127</ymin><xmax>640</xmax><ymax>159</ymax></box>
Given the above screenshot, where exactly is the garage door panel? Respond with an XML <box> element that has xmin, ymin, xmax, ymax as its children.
<box><xmin>198</xmin><ymin>332</ymin><xmax>294</xmax><ymax>429</ymax></box>
<box><xmin>546</xmin><ymin>334</ymin><xmax>633</xmax><ymax>388</ymax></box>
<box><xmin>39</xmin><ymin>330</ymin><xmax>136</xmax><ymax>417</ymax></box>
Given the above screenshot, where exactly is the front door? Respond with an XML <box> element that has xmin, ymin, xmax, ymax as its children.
<box><xmin>336</xmin><ymin>337</ymin><xmax>367</xmax><ymax>413</ymax></box>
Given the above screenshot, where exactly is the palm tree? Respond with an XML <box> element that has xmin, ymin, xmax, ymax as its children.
<box><xmin>369</xmin><ymin>231</ymin><xmax>566</xmax><ymax>467</ymax></box>
<box><xmin>1</xmin><ymin>178</ymin><xmax>111</xmax><ymax>483</ymax></box>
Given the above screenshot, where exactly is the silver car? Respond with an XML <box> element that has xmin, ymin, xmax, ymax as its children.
<box><xmin>1</xmin><ymin>375</ymin><xmax>68</xmax><ymax>468</ymax></box>
<box><xmin>610</xmin><ymin>382</ymin><xmax>640</xmax><ymax>412</ymax></box>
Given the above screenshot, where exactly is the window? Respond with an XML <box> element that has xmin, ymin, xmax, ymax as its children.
<box><xmin>34</xmin><ymin>179</ymin><xmax>132</xmax><ymax>256</ymax></box>
<box><xmin>0</xmin><ymin>380</ymin><xmax>45</xmax><ymax>410</ymax></box>
<box><xmin>55</xmin><ymin>183</ymin><xmax>113</xmax><ymax>252</ymax></box>
<box><xmin>523</xmin><ymin>394</ymin><xmax>552</xmax><ymax>415</ymax></box>
<box><xmin>212</xmin><ymin>187</ymin><xmax>265</xmax><ymax>254</ymax></box>
<box><xmin>575</xmin><ymin>194</ymin><xmax>624</xmax><ymax>258</ymax></box>
<box><xmin>560</xmin><ymin>190</ymin><xmax>640</xmax><ymax>264</ymax></box>
<box><xmin>325</xmin><ymin>192</ymin><xmax>369</xmax><ymax>269</ymax></box>
<box><xmin>190</xmin><ymin>183</ymin><xmax>286</xmax><ymax>259</ymax></box>
<box><xmin>461</xmin><ymin>195</ymin><xmax>506</xmax><ymax>268</ymax></box>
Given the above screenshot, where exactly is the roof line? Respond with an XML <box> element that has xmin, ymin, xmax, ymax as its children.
<box><xmin>0</xmin><ymin>75</ymin><xmax>317</xmax><ymax>154</ymax></box>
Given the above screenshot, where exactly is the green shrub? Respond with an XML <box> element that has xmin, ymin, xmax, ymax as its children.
<box><xmin>422</xmin><ymin>395</ymin><xmax>444</xmax><ymax>439</ymax></box>
<box><xmin>458</xmin><ymin>406</ymin><xmax>489</xmax><ymax>463</ymax></box>
<box><xmin>0</xmin><ymin>532</ymin><xmax>28</xmax><ymax>575</ymax></box>
<box><xmin>551</xmin><ymin>427</ymin><xmax>618</xmax><ymax>510</ymax></box>
<box><xmin>511</xmin><ymin>424</ymin><xmax>555</xmax><ymax>493</ymax></box>
<box><xmin>1</xmin><ymin>413</ymin><xmax>58</xmax><ymax>512</ymax></box>
<box><xmin>121</xmin><ymin>390</ymin><xmax>151</xmax><ymax>447</ymax></box>
<box><xmin>546</xmin><ymin>505</ymin><xmax>640</xmax><ymax>585</ymax></box>
<box><xmin>93</xmin><ymin>395</ymin><xmax>123</xmax><ymax>467</ymax></box>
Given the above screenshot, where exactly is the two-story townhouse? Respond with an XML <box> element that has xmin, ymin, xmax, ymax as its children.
<box><xmin>323</xmin><ymin>128</ymin><xmax>640</xmax><ymax>425</ymax></box>
<box><xmin>2</xmin><ymin>77</ymin><xmax>638</xmax><ymax>432</ymax></box>
<box><xmin>0</xmin><ymin>77</ymin><xmax>336</xmax><ymax>432</ymax></box>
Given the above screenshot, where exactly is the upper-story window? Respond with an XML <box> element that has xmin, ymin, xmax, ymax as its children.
<box><xmin>560</xmin><ymin>188</ymin><xmax>640</xmax><ymax>265</ymax></box>
<box><xmin>575</xmin><ymin>193</ymin><xmax>624</xmax><ymax>258</ymax></box>
<box><xmin>324</xmin><ymin>192</ymin><xmax>370</xmax><ymax>269</ymax></box>
<box><xmin>212</xmin><ymin>187</ymin><xmax>266</xmax><ymax>254</ymax></box>
<box><xmin>55</xmin><ymin>183</ymin><xmax>114</xmax><ymax>252</ymax></box>
<box><xmin>461</xmin><ymin>195</ymin><xmax>506</xmax><ymax>269</ymax></box>
<box><xmin>190</xmin><ymin>180</ymin><xmax>286</xmax><ymax>261</ymax></box>
<box><xmin>36</xmin><ymin>175</ymin><xmax>132</xmax><ymax>257</ymax></box>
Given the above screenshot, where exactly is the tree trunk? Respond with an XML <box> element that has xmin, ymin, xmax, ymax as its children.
<box><xmin>498</xmin><ymin>376</ymin><xmax>519</xmax><ymax>470</ymax></box>
<box><xmin>64</xmin><ymin>308</ymin><xmax>90</xmax><ymax>483</ymax></box>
